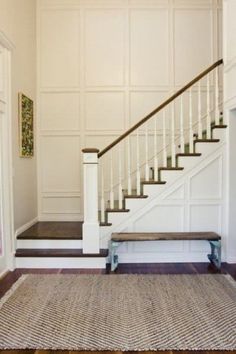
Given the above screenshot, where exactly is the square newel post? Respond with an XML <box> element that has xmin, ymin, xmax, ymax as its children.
<box><xmin>82</xmin><ymin>148</ymin><xmax>100</xmax><ymax>254</ymax></box>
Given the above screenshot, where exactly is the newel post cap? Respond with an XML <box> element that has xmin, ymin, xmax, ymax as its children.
<box><xmin>82</xmin><ymin>148</ymin><xmax>99</xmax><ymax>163</ymax></box>
<box><xmin>82</xmin><ymin>148</ymin><xmax>99</xmax><ymax>154</ymax></box>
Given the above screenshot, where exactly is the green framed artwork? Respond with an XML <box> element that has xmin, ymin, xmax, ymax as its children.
<box><xmin>19</xmin><ymin>93</ymin><xmax>34</xmax><ymax>157</ymax></box>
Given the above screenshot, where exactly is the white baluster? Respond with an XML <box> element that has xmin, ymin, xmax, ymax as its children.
<box><xmin>180</xmin><ymin>95</ymin><xmax>185</xmax><ymax>154</ymax></box>
<box><xmin>198</xmin><ymin>80</ymin><xmax>202</xmax><ymax>140</ymax></box>
<box><xmin>206</xmin><ymin>73</ymin><xmax>211</xmax><ymax>139</ymax></box>
<box><xmin>215</xmin><ymin>67</ymin><xmax>220</xmax><ymax>126</ymax></box>
<box><xmin>154</xmin><ymin>117</ymin><xmax>158</xmax><ymax>181</ymax></box>
<box><xmin>162</xmin><ymin>110</ymin><xmax>167</xmax><ymax>167</ymax></box>
<box><xmin>127</xmin><ymin>136</ymin><xmax>132</xmax><ymax>195</ymax></box>
<box><xmin>171</xmin><ymin>103</ymin><xmax>176</xmax><ymax>167</ymax></box>
<box><xmin>145</xmin><ymin>124</ymin><xmax>149</xmax><ymax>181</ymax></box>
<box><xmin>118</xmin><ymin>144</ymin><xmax>123</xmax><ymax>209</ymax></box>
<box><xmin>136</xmin><ymin>129</ymin><xmax>141</xmax><ymax>195</ymax></box>
<box><xmin>189</xmin><ymin>88</ymin><xmax>194</xmax><ymax>153</ymax></box>
<box><xmin>109</xmin><ymin>151</ymin><xmax>114</xmax><ymax>209</ymax></box>
<box><xmin>100</xmin><ymin>164</ymin><xmax>105</xmax><ymax>223</ymax></box>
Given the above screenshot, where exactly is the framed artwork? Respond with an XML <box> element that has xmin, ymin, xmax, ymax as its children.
<box><xmin>18</xmin><ymin>93</ymin><xmax>34</xmax><ymax>157</ymax></box>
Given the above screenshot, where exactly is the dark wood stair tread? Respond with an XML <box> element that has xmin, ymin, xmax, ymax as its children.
<box><xmin>124</xmin><ymin>194</ymin><xmax>148</xmax><ymax>198</ymax></box>
<box><xmin>194</xmin><ymin>139</ymin><xmax>220</xmax><ymax>143</ymax></box>
<box><xmin>141</xmin><ymin>180</ymin><xmax>166</xmax><ymax>185</ymax></box>
<box><xmin>159</xmin><ymin>167</ymin><xmax>184</xmax><ymax>171</ymax></box>
<box><xmin>100</xmin><ymin>222</ymin><xmax>112</xmax><ymax>227</ymax></box>
<box><xmin>212</xmin><ymin>124</ymin><xmax>227</xmax><ymax>129</ymax></box>
<box><xmin>111</xmin><ymin>232</ymin><xmax>221</xmax><ymax>242</ymax></box>
<box><xmin>15</xmin><ymin>249</ymin><xmax>108</xmax><ymax>258</ymax></box>
<box><xmin>17</xmin><ymin>222</ymin><xmax>83</xmax><ymax>240</ymax></box>
<box><xmin>176</xmin><ymin>153</ymin><xmax>201</xmax><ymax>157</ymax></box>
<box><xmin>106</xmin><ymin>208</ymin><xmax>130</xmax><ymax>212</ymax></box>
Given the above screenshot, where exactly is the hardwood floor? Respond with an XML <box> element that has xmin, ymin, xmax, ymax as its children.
<box><xmin>0</xmin><ymin>263</ymin><xmax>236</xmax><ymax>354</ymax></box>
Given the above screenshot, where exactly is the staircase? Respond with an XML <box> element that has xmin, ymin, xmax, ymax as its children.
<box><xmin>15</xmin><ymin>59</ymin><xmax>226</xmax><ymax>269</ymax></box>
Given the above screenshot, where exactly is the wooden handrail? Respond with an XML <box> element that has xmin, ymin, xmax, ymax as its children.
<box><xmin>98</xmin><ymin>59</ymin><xmax>223</xmax><ymax>158</ymax></box>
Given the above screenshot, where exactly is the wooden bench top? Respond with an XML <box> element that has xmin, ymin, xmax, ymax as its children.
<box><xmin>111</xmin><ymin>232</ymin><xmax>221</xmax><ymax>242</ymax></box>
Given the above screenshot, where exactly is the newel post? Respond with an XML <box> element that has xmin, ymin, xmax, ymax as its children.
<box><xmin>82</xmin><ymin>148</ymin><xmax>100</xmax><ymax>254</ymax></box>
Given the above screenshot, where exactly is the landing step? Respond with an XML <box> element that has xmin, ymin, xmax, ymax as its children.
<box><xmin>15</xmin><ymin>248</ymin><xmax>108</xmax><ymax>257</ymax></box>
<box><xmin>17</xmin><ymin>222</ymin><xmax>83</xmax><ymax>240</ymax></box>
<box><xmin>111</xmin><ymin>232</ymin><xmax>221</xmax><ymax>242</ymax></box>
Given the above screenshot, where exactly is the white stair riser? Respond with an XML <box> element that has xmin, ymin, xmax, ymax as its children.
<box><xmin>15</xmin><ymin>257</ymin><xmax>107</xmax><ymax>269</ymax></box>
<box><xmin>17</xmin><ymin>239</ymin><xmax>83</xmax><ymax>249</ymax></box>
<box><xmin>159</xmin><ymin>171</ymin><xmax>181</xmax><ymax>184</ymax></box>
<box><xmin>125</xmin><ymin>198</ymin><xmax>149</xmax><ymax>211</ymax></box>
<box><xmin>195</xmin><ymin>142</ymin><xmax>219</xmax><ymax>155</ymax></box>
<box><xmin>178</xmin><ymin>156</ymin><xmax>201</xmax><ymax>170</ymax></box>
<box><xmin>212</xmin><ymin>129</ymin><xmax>226</xmax><ymax>141</ymax></box>
<box><xmin>143</xmin><ymin>184</ymin><xmax>166</xmax><ymax>197</ymax></box>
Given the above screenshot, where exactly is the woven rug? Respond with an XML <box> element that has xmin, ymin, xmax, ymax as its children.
<box><xmin>0</xmin><ymin>274</ymin><xmax>236</xmax><ymax>350</ymax></box>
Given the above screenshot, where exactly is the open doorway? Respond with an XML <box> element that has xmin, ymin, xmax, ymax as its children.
<box><xmin>0</xmin><ymin>35</ymin><xmax>14</xmax><ymax>275</ymax></box>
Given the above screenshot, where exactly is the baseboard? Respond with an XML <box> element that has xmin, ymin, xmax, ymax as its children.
<box><xmin>38</xmin><ymin>214</ymin><xmax>83</xmax><ymax>222</ymax></box>
<box><xmin>15</xmin><ymin>217</ymin><xmax>38</xmax><ymax>238</ymax></box>
<box><xmin>226</xmin><ymin>256</ymin><xmax>236</xmax><ymax>264</ymax></box>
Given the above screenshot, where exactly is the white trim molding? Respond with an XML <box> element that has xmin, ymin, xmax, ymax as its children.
<box><xmin>15</xmin><ymin>217</ymin><xmax>38</xmax><ymax>238</ymax></box>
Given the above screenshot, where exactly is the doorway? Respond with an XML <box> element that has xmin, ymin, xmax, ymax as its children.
<box><xmin>0</xmin><ymin>35</ymin><xmax>14</xmax><ymax>275</ymax></box>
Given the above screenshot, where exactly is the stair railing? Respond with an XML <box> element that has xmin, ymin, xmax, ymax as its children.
<box><xmin>82</xmin><ymin>59</ymin><xmax>223</xmax><ymax>253</ymax></box>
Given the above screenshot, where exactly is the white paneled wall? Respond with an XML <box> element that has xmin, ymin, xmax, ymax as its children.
<box><xmin>37</xmin><ymin>0</ymin><xmax>222</xmax><ymax>221</ymax></box>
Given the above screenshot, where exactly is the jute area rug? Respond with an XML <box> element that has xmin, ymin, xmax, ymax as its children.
<box><xmin>0</xmin><ymin>274</ymin><xmax>236</xmax><ymax>350</ymax></box>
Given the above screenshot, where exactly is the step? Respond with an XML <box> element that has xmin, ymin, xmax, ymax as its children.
<box><xmin>111</xmin><ymin>232</ymin><xmax>221</xmax><ymax>242</ymax></box>
<box><xmin>15</xmin><ymin>248</ymin><xmax>108</xmax><ymax>269</ymax></box>
<box><xmin>17</xmin><ymin>221</ymin><xmax>83</xmax><ymax>249</ymax></box>
<box><xmin>17</xmin><ymin>222</ymin><xmax>83</xmax><ymax>240</ymax></box>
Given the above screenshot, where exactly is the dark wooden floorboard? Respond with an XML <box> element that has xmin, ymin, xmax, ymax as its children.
<box><xmin>0</xmin><ymin>263</ymin><xmax>236</xmax><ymax>354</ymax></box>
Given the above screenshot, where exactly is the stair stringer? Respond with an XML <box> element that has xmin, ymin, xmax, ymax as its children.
<box><xmin>100</xmin><ymin>131</ymin><xmax>227</xmax><ymax>263</ymax></box>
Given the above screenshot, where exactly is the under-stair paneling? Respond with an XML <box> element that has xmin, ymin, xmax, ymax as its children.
<box><xmin>101</xmin><ymin>142</ymin><xmax>226</xmax><ymax>262</ymax></box>
<box><xmin>37</xmin><ymin>0</ymin><xmax>222</xmax><ymax>220</ymax></box>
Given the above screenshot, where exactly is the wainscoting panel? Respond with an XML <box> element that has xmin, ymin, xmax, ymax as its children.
<box><xmin>37</xmin><ymin>0</ymin><xmax>222</xmax><ymax>221</ymax></box>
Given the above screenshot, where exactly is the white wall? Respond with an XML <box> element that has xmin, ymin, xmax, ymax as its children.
<box><xmin>37</xmin><ymin>0</ymin><xmax>222</xmax><ymax>221</ymax></box>
<box><xmin>223</xmin><ymin>0</ymin><xmax>236</xmax><ymax>262</ymax></box>
<box><xmin>0</xmin><ymin>0</ymin><xmax>38</xmax><ymax>231</ymax></box>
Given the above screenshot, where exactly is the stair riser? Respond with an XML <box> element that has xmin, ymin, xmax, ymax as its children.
<box><xmin>15</xmin><ymin>257</ymin><xmax>107</xmax><ymax>269</ymax></box>
<box><xmin>177</xmin><ymin>156</ymin><xmax>201</xmax><ymax>170</ymax></box>
<box><xmin>143</xmin><ymin>184</ymin><xmax>166</xmax><ymax>197</ymax></box>
<box><xmin>213</xmin><ymin>129</ymin><xmax>226</xmax><ymax>141</ymax></box>
<box><xmin>195</xmin><ymin>142</ymin><xmax>220</xmax><ymax>155</ymax></box>
<box><xmin>125</xmin><ymin>198</ymin><xmax>149</xmax><ymax>211</ymax></box>
<box><xmin>17</xmin><ymin>239</ymin><xmax>83</xmax><ymax>249</ymax></box>
<box><xmin>159</xmin><ymin>171</ymin><xmax>182</xmax><ymax>184</ymax></box>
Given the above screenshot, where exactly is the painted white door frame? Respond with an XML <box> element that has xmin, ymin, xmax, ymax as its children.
<box><xmin>0</xmin><ymin>31</ymin><xmax>15</xmax><ymax>276</ymax></box>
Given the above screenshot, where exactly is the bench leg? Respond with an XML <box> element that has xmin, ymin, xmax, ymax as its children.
<box><xmin>110</xmin><ymin>241</ymin><xmax>120</xmax><ymax>272</ymax></box>
<box><xmin>208</xmin><ymin>240</ymin><xmax>221</xmax><ymax>270</ymax></box>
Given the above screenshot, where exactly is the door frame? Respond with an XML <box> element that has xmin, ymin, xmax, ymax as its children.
<box><xmin>0</xmin><ymin>31</ymin><xmax>15</xmax><ymax>276</ymax></box>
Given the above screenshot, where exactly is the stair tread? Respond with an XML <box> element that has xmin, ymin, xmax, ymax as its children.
<box><xmin>124</xmin><ymin>194</ymin><xmax>148</xmax><ymax>198</ymax></box>
<box><xmin>111</xmin><ymin>232</ymin><xmax>221</xmax><ymax>242</ymax></box>
<box><xmin>106</xmin><ymin>208</ymin><xmax>130</xmax><ymax>212</ymax></box>
<box><xmin>159</xmin><ymin>167</ymin><xmax>184</xmax><ymax>171</ymax></box>
<box><xmin>176</xmin><ymin>153</ymin><xmax>201</xmax><ymax>157</ymax></box>
<box><xmin>141</xmin><ymin>180</ymin><xmax>166</xmax><ymax>185</ymax></box>
<box><xmin>17</xmin><ymin>222</ymin><xmax>83</xmax><ymax>240</ymax></box>
<box><xmin>15</xmin><ymin>248</ymin><xmax>108</xmax><ymax>257</ymax></box>
<box><xmin>194</xmin><ymin>139</ymin><xmax>220</xmax><ymax>143</ymax></box>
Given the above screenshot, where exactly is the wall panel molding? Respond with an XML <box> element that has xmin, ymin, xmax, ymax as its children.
<box><xmin>37</xmin><ymin>0</ymin><xmax>222</xmax><ymax>220</ymax></box>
